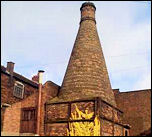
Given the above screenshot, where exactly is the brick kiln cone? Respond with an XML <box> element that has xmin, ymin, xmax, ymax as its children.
<box><xmin>59</xmin><ymin>2</ymin><xmax>116</xmax><ymax>106</ymax></box>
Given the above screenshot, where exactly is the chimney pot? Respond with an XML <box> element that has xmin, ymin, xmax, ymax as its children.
<box><xmin>6</xmin><ymin>62</ymin><xmax>15</xmax><ymax>75</ymax></box>
<box><xmin>38</xmin><ymin>70</ymin><xmax>45</xmax><ymax>84</ymax></box>
<box><xmin>32</xmin><ymin>75</ymin><xmax>39</xmax><ymax>83</ymax></box>
<box><xmin>113</xmin><ymin>89</ymin><xmax>120</xmax><ymax>95</ymax></box>
<box><xmin>80</xmin><ymin>2</ymin><xmax>96</xmax><ymax>24</ymax></box>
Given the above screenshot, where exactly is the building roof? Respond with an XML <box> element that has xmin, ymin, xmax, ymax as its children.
<box><xmin>1</xmin><ymin>65</ymin><xmax>39</xmax><ymax>88</ymax></box>
<box><xmin>115</xmin><ymin>89</ymin><xmax>151</xmax><ymax>94</ymax></box>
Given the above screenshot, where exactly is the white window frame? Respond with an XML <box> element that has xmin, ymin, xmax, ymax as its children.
<box><xmin>13</xmin><ymin>81</ymin><xmax>24</xmax><ymax>99</ymax></box>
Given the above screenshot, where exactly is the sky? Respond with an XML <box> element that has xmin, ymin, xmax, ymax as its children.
<box><xmin>1</xmin><ymin>1</ymin><xmax>151</xmax><ymax>92</ymax></box>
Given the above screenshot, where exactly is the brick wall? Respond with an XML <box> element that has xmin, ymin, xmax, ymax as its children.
<box><xmin>45</xmin><ymin>98</ymin><xmax>126</xmax><ymax>136</ymax></box>
<box><xmin>1</xmin><ymin>108</ymin><xmax>5</xmax><ymax>131</ymax></box>
<box><xmin>45</xmin><ymin>99</ymin><xmax>95</xmax><ymax>136</ymax></box>
<box><xmin>115</xmin><ymin>89</ymin><xmax>151</xmax><ymax>136</ymax></box>
<box><xmin>46</xmin><ymin>123</ymin><xmax>68</xmax><ymax>136</ymax></box>
<box><xmin>59</xmin><ymin>2</ymin><xmax>116</xmax><ymax>107</ymax></box>
<box><xmin>1</xmin><ymin>72</ymin><xmax>60</xmax><ymax>135</ymax></box>
<box><xmin>1</xmin><ymin>73</ymin><xmax>10</xmax><ymax>104</ymax></box>
<box><xmin>40</xmin><ymin>81</ymin><xmax>60</xmax><ymax>136</ymax></box>
<box><xmin>1</xmin><ymin>72</ymin><xmax>38</xmax><ymax>133</ymax></box>
<box><xmin>2</xmin><ymin>102</ymin><xmax>22</xmax><ymax>133</ymax></box>
<box><xmin>1</xmin><ymin>72</ymin><xmax>38</xmax><ymax>105</ymax></box>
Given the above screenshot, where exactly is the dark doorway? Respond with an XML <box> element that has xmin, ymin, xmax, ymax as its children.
<box><xmin>125</xmin><ymin>130</ymin><xmax>128</xmax><ymax>136</ymax></box>
<box><xmin>20</xmin><ymin>107</ymin><xmax>37</xmax><ymax>133</ymax></box>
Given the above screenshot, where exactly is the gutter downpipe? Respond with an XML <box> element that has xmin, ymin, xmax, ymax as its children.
<box><xmin>36</xmin><ymin>70</ymin><xmax>44</xmax><ymax>136</ymax></box>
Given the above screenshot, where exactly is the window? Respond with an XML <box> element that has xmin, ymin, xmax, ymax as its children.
<box><xmin>13</xmin><ymin>81</ymin><xmax>24</xmax><ymax>99</ymax></box>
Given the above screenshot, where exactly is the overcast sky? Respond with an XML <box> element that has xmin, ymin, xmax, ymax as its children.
<box><xmin>1</xmin><ymin>1</ymin><xmax>151</xmax><ymax>92</ymax></box>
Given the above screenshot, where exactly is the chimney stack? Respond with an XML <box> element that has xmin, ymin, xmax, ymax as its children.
<box><xmin>113</xmin><ymin>89</ymin><xmax>120</xmax><ymax>95</ymax></box>
<box><xmin>38</xmin><ymin>70</ymin><xmax>45</xmax><ymax>84</ymax></box>
<box><xmin>36</xmin><ymin>70</ymin><xmax>44</xmax><ymax>135</ymax></box>
<box><xmin>6</xmin><ymin>62</ymin><xmax>15</xmax><ymax>75</ymax></box>
<box><xmin>59</xmin><ymin>2</ymin><xmax>117</xmax><ymax>107</ymax></box>
<box><xmin>32</xmin><ymin>75</ymin><xmax>39</xmax><ymax>83</ymax></box>
<box><xmin>80</xmin><ymin>2</ymin><xmax>96</xmax><ymax>24</ymax></box>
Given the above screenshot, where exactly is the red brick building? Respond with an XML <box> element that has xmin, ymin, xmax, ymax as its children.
<box><xmin>1</xmin><ymin>62</ymin><xmax>60</xmax><ymax>136</ymax></box>
<box><xmin>1</xmin><ymin>2</ymin><xmax>151</xmax><ymax>136</ymax></box>
<box><xmin>1</xmin><ymin>64</ymin><xmax>151</xmax><ymax>136</ymax></box>
<box><xmin>114</xmin><ymin>89</ymin><xmax>151</xmax><ymax>136</ymax></box>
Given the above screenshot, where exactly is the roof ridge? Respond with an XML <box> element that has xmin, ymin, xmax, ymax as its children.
<box><xmin>1</xmin><ymin>65</ymin><xmax>38</xmax><ymax>87</ymax></box>
<box><xmin>119</xmin><ymin>89</ymin><xmax>151</xmax><ymax>93</ymax></box>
